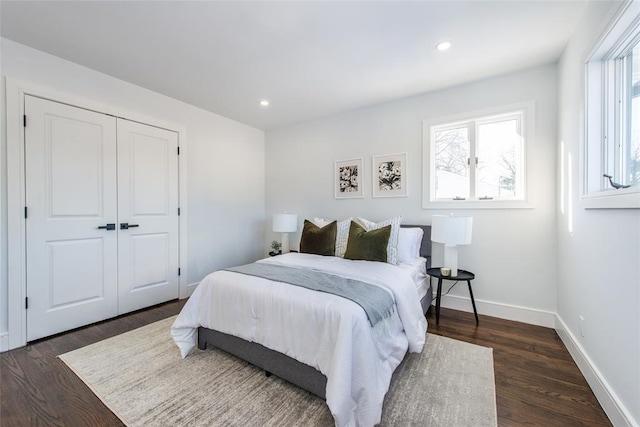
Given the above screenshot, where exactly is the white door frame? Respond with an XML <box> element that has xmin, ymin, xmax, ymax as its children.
<box><xmin>5</xmin><ymin>77</ymin><xmax>189</xmax><ymax>350</ymax></box>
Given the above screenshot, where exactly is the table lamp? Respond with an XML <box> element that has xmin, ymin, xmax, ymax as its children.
<box><xmin>431</xmin><ymin>214</ymin><xmax>473</xmax><ymax>276</ymax></box>
<box><xmin>273</xmin><ymin>213</ymin><xmax>298</xmax><ymax>254</ymax></box>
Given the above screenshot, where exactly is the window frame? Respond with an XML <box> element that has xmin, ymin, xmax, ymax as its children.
<box><xmin>422</xmin><ymin>101</ymin><xmax>535</xmax><ymax>210</ymax></box>
<box><xmin>583</xmin><ymin>0</ymin><xmax>640</xmax><ymax>209</ymax></box>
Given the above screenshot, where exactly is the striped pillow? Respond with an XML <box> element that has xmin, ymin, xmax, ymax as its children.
<box><xmin>354</xmin><ymin>216</ymin><xmax>403</xmax><ymax>264</ymax></box>
<box><xmin>312</xmin><ymin>217</ymin><xmax>353</xmax><ymax>258</ymax></box>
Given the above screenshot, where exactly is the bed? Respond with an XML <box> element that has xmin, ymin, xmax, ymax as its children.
<box><xmin>172</xmin><ymin>223</ymin><xmax>431</xmax><ymax>427</ymax></box>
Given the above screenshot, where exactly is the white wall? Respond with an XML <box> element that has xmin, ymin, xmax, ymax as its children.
<box><xmin>266</xmin><ymin>64</ymin><xmax>559</xmax><ymax>326</ymax></box>
<box><xmin>0</xmin><ymin>39</ymin><xmax>266</xmax><ymax>348</ymax></box>
<box><xmin>557</xmin><ymin>2</ymin><xmax>639</xmax><ymax>425</ymax></box>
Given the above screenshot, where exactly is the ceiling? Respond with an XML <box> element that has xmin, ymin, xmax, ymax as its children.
<box><xmin>1</xmin><ymin>1</ymin><xmax>592</xmax><ymax>130</ymax></box>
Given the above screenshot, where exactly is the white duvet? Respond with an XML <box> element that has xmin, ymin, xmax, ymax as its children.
<box><xmin>171</xmin><ymin>253</ymin><xmax>428</xmax><ymax>427</ymax></box>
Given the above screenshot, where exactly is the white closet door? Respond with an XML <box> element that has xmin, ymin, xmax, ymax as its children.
<box><xmin>116</xmin><ymin>119</ymin><xmax>179</xmax><ymax>313</ymax></box>
<box><xmin>25</xmin><ymin>96</ymin><xmax>118</xmax><ymax>341</ymax></box>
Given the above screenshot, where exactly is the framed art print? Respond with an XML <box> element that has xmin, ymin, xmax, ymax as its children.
<box><xmin>335</xmin><ymin>158</ymin><xmax>364</xmax><ymax>199</ymax></box>
<box><xmin>373</xmin><ymin>152</ymin><xmax>407</xmax><ymax>198</ymax></box>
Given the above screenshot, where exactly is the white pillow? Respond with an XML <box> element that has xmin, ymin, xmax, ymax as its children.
<box><xmin>312</xmin><ymin>217</ymin><xmax>352</xmax><ymax>257</ymax></box>
<box><xmin>354</xmin><ymin>216</ymin><xmax>403</xmax><ymax>264</ymax></box>
<box><xmin>397</xmin><ymin>227</ymin><xmax>424</xmax><ymax>263</ymax></box>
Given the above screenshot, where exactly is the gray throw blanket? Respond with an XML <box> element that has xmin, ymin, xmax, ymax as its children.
<box><xmin>224</xmin><ymin>263</ymin><xmax>394</xmax><ymax>327</ymax></box>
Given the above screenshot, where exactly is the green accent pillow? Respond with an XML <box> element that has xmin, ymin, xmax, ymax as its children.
<box><xmin>344</xmin><ymin>221</ymin><xmax>391</xmax><ymax>263</ymax></box>
<box><xmin>299</xmin><ymin>219</ymin><xmax>337</xmax><ymax>256</ymax></box>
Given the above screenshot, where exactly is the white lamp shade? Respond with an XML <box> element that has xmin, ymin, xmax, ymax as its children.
<box><xmin>273</xmin><ymin>214</ymin><xmax>298</xmax><ymax>233</ymax></box>
<box><xmin>431</xmin><ymin>215</ymin><xmax>473</xmax><ymax>245</ymax></box>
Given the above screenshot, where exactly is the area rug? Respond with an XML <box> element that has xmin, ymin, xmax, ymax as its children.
<box><xmin>59</xmin><ymin>316</ymin><xmax>497</xmax><ymax>426</ymax></box>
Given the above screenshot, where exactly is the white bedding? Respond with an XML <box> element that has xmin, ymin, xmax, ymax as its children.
<box><xmin>171</xmin><ymin>253</ymin><xmax>428</xmax><ymax>427</ymax></box>
<box><xmin>397</xmin><ymin>257</ymin><xmax>427</xmax><ymax>286</ymax></box>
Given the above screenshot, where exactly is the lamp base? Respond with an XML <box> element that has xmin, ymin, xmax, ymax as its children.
<box><xmin>281</xmin><ymin>233</ymin><xmax>291</xmax><ymax>254</ymax></box>
<box><xmin>443</xmin><ymin>244</ymin><xmax>458</xmax><ymax>276</ymax></box>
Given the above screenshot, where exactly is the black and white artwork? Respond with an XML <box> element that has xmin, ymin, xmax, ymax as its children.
<box><xmin>335</xmin><ymin>158</ymin><xmax>364</xmax><ymax>199</ymax></box>
<box><xmin>373</xmin><ymin>153</ymin><xmax>407</xmax><ymax>197</ymax></box>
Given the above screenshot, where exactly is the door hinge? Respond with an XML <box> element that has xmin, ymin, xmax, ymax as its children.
<box><xmin>23</xmin><ymin>115</ymin><xmax>27</xmax><ymax>127</ymax></box>
<box><xmin>24</xmin><ymin>206</ymin><xmax>28</xmax><ymax>219</ymax></box>
<box><xmin>178</xmin><ymin>268</ymin><xmax>181</xmax><ymax>276</ymax></box>
<box><xmin>178</xmin><ymin>207</ymin><xmax>181</xmax><ymax>216</ymax></box>
<box><xmin>25</xmin><ymin>297</ymin><xmax>29</xmax><ymax>309</ymax></box>
<box><xmin>177</xmin><ymin>146</ymin><xmax>180</xmax><ymax>155</ymax></box>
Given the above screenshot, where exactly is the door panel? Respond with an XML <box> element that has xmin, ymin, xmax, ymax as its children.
<box><xmin>117</xmin><ymin>119</ymin><xmax>179</xmax><ymax>313</ymax></box>
<box><xmin>48</xmin><ymin>238</ymin><xmax>105</xmax><ymax>307</ymax></box>
<box><xmin>26</xmin><ymin>95</ymin><xmax>118</xmax><ymax>341</ymax></box>
<box><xmin>130</xmin><ymin>233</ymin><xmax>169</xmax><ymax>290</ymax></box>
<box><xmin>49</xmin><ymin>118</ymin><xmax>104</xmax><ymax>217</ymax></box>
<box><xmin>131</xmin><ymin>133</ymin><xmax>170</xmax><ymax>215</ymax></box>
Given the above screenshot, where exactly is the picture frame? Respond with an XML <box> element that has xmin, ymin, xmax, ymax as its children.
<box><xmin>335</xmin><ymin>158</ymin><xmax>364</xmax><ymax>199</ymax></box>
<box><xmin>373</xmin><ymin>152</ymin><xmax>408</xmax><ymax>198</ymax></box>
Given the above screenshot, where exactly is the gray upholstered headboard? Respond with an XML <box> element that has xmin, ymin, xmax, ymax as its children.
<box><xmin>401</xmin><ymin>224</ymin><xmax>431</xmax><ymax>260</ymax></box>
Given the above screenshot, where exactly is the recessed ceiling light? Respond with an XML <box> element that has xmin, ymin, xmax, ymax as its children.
<box><xmin>436</xmin><ymin>41</ymin><xmax>452</xmax><ymax>51</ymax></box>
<box><xmin>260</xmin><ymin>100</ymin><xmax>269</xmax><ymax>107</ymax></box>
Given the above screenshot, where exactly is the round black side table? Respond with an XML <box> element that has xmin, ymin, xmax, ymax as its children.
<box><xmin>427</xmin><ymin>268</ymin><xmax>478</xmax><ymax>325</ymax></box>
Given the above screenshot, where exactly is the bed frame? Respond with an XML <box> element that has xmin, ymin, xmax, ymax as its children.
<box><xmin>197</xmin><ymin>224</ymin><xmax>432</xmax><ymax>400</ymax></box>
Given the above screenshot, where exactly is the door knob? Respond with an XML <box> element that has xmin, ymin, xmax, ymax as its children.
<box><xmin>97</xmin><ymin>223</ymin><xmax>116</xmax><ymax>230</ymax></box>
<box><xmin>120</xmin><ymin>223</ymin><xmax>140</xmax><ymax>230</ymax></box>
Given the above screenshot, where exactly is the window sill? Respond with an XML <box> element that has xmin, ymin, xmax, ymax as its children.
<box><xmin>581</xmin><ymin>187</ymin><xmax>640</xmax><ymax>209</ymax></box>
<box><xmin>422</xmin><ymin>199</ymin><xmax>534</xmax><ymax>210</ymax></box>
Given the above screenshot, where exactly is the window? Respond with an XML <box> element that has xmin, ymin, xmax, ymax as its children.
<box><xmin>584</xmin><ymin>1</ymin><xmax>640</xmax><ymax>208</ymax></box>
<box><xmin>619</xmin><ymin>44</ymin><xmax>640</xmax><ymax>187</ymax></box>
<box><xmin>423</xmin><ymin>104</ymin><xmax>532</xmax><ymax>209</ymax></box>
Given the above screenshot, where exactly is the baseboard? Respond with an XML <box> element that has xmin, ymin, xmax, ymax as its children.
<box><xmin>435</xmin><ymin>293</ymin><xmax>556</xmax><ymax>328</ymax></box>
<box><xmin>185</xmin><ymin>282</ymin><xmax>199</xmax><ymax>298</ymax></box>
<box><xmin>555</xmin><ymin>315</ymin><xmax>637</xmax><ymax>427</ymax></box>
<box><xmin>179</xmin><ymin>281</ymin><xmax>200</xmax><ymax>299</ymax></box>
<box><xmin>0</xmin><ymin>332</ymin><xmax>9</xmax><ymax>352</ymax></box>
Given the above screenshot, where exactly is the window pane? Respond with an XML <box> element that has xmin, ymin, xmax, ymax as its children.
<box><xmin>477</xmin><ymin>118</ymin><xmax>521</xmax><ymax>198</ymax></box>
<box><xmin>434</xmin><ymin>127</ymin><xmax>469</xmax><ymax>199</ymax></box>
<box><xmin>627</xmin><ymin>44</ymin><xmax>640</xmax><ymax>186</ymax></box>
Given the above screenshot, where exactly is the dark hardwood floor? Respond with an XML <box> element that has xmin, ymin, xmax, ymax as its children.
<box><xmin>426</xmin><ymin>308</ymin><xmax>611</xmax><ymax>427</ymax></box>
<box><xmin>1</xmin><ymin>300</ymin><xmax>611</xmax><ymax>426</ymax></box>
